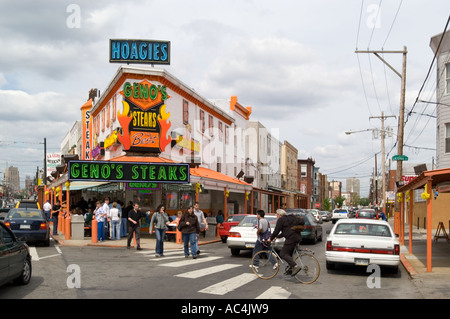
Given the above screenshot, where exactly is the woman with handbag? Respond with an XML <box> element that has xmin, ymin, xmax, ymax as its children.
<box><xmin>178</xmin><ymin>206</ymin><xmax>200</xmax><ymax>259</ymax></box>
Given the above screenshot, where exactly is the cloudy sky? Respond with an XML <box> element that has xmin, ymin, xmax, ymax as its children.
<box><xmin>0</xmin><ymin>0</ymin><xmax>449</xmax><ymax>196</ymax></box>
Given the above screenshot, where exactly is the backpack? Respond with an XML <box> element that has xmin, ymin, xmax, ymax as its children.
<box><xmin>290</xmin><ymin>215</ymin><xmax>305</xmax><ymax>233</ymax></box>
<box><xmin>258</xmin><ymin>219</ymin><xmax>271</xmax><ymax>241</ymax></box>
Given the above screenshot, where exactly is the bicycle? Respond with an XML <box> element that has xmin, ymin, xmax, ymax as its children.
<box><xmin>250</xmin><ymin>241</ymin><xmax>320</xmax><ymax>284</ymax></box>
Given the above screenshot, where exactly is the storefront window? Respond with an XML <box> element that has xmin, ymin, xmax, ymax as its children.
<box><xmin>162</xmin><ymin>184</ymin><xmax>195</xmax><ymax>211</ymax></box>
<box><xmin>166</xmin><ymin>192</ymin><xmax>178</xmax><ymax>209</ymax></box>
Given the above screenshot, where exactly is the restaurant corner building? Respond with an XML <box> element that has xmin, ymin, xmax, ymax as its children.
<box><xmin>63</xmin><ymin>65</ymin><xmax>256</xmax><ymax>223</ymax></box>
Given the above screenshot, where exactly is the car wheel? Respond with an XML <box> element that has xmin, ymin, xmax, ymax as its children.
<box><xmin>230</xmin><ymin>248</ymin><xmax>240</xmax><ymax>256</ymax></box>
<box><xmin>14</xmin><ymin>256</ymin><xmax>32</xmax><ymax>285</ymax></box>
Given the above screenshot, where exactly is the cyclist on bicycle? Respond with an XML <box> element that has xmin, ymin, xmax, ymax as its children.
<box><xmin>267</xmin><ymin>209</ymin><xmax>305</xmax><ymax>276</ymax></box>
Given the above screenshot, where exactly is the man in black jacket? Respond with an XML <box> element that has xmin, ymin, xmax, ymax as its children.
<box><xmin>267</xmin><ymin>209</ymin><xmax>305</xmax><ymax>276</ymax></box>
<box><xmin>127</xmin><ymin>203</ymin><xmax>147</xmax><ymax>250</ymax></box>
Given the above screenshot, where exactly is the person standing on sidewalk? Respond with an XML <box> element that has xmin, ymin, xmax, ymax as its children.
<box><xmin>51</xmin><ymin>200</ymin><xmax>61</xmax><ymax>236</ymax></box>
<box><xmin>43</xmin><ymin>200</ymin><xmax>52</xmax><ymax>221</ymax></box>
<box><xmin>178</xmin><ymin>206</ymin><xmax>200</xmax><ymax>258</ymax></box>
<box><xmin>127</xmin><ymin>203</ymin><xmax>146</xmax><ymax>250</ymax></box>
<box><xmin>149</xmin><ymin>204</ymin><xmax>170</xmax><ymax>257</ymax></box>
<box><xmin>109</xmin><ymin>202</ymin><xmax>121</xmax><ymax>240</ymax></box>
<box><xmin>94</xmin><ymin>201</ymin><xmax>107</xmax><ymax>241</ymax></box>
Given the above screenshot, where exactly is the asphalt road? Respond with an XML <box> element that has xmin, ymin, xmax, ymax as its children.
<box><xmin>0</xmin><ymin>221</ymin><xmax>424</xmax><ymax>302</ymax></box>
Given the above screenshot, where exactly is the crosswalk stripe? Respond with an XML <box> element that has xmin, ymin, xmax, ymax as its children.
<box><xmin>176</xmin><ymin>264</ymin><xmax>242</xmax><ymax>279</ymax></box>
<box><xmin>255</xmin><ymin>286</ymin><xmax>291</xmax><ymax>299</ymax></box>
<box><xmin>159</xmin><ymin>256</ymin><xmax>222</xmax><ymax>268</ymax></box>
<box><xmin>148</xmin><ymin>255</ymin><xmax>187</xmax><ymax>262</ymax></box>
<box><xmin>198</xmin><ymin>273</ymin><xmax>257</xmax><ymax>295</ymax></box>
<box><xmin>137</xmin><ymin>249</ymin><xmax>183</xmax><ymax>256</ymax></box>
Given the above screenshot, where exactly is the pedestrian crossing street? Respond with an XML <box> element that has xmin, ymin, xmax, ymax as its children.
<box><xmin>135</xmin><ymin>249</ymin><xmax>292</xmax><ymax>298</ymax></box>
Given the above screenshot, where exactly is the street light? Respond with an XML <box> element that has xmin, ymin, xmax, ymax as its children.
<box><xmin>345</xmin><ymin>127</ymin><xmax>394</xmax><ymax>213</ymax></box>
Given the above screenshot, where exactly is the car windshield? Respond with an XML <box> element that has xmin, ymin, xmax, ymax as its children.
<box><xmin>334</xmin><ymin>210</ymin><xmax>347</xmax><ymax>213</ymax></box>
<box><xmin>8</xmin><ymin>209</ymin><xmax>44</xmax><ymax>219</ymax></box>
<box><xmin>225</xmin><ymin>215</ymin><xmax>247</xmax><ymax>222</ymax></box>
<box><xmin>334</xmin><ymin>223</ymin><xmax>392</xmax><ymax>237</ymax></box>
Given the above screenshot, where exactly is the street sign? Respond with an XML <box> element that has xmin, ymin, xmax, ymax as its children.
<box><xmin>392</xmin><ymin>155</ymin><xmax>408</xmax><ymax>161</ymax></box>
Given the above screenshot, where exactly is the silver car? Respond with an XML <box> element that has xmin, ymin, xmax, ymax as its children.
<box><xmin>226</xmin><ymin>214</ymin><xmax>283</xmax><ymax>256</ymax></box>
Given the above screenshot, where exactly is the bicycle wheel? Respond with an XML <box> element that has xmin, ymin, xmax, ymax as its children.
<box><xmin>293</xmin><ymin>253</ymin><xmax>320</xmax><ymax>284</ymax></box>
<box><xmin>251</xmin><ymin>250</ymin><xmax>279</xmax><ymax>280</ymax></box>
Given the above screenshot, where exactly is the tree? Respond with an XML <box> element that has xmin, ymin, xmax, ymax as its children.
<box><xmin>334</xmin><ymin>195</ymin><xmax>345</xmax><ymax>208</ymax></box>
<box><xmin>323</xmin><ymin>198</ymin><xmax>331</xmax><ymax>211</ymax></box>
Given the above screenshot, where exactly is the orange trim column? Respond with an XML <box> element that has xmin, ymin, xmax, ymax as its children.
<box><xmin>409</xmin><ymin>191</ymin><xmax>413</xmax><ymax>254</ymax></box>
<box><xmin>426</xmin><ymin>179</ymin><xmax>432</xmax><ymax>272</ymax></box>
<box><xmin>65</xmin><ymin>183</ymin><xmax>70</xmax><ymax>240</ymax></box>
<box><xmin>244</xmin><ymin>192</ymin><xmax>248</xmax><ymax>214</ymax></box>
<box><xmin>250</xmin><ymin>191</ymin><xmax>254</xmax><ymax>214</ymax></box>
<box><xmin>91</xmin><ymin>219</ymin><xmax>98</xmax><ymax>243</ymax></box>
<box><xmin>224</xmin><ymin>187</ymin><xmax>228</xmax><ymax>221</ymax></box>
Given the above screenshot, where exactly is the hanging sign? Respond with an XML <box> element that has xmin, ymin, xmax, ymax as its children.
<box><xmin>109</xmin><ymin>39</ymin><xmax>170</xmax><ymax>65</ymax></box>
<box><xmin>117</xmin><ymin>79</ymin><xmax>172</xmax><ymax>153</ymax></box>
<box><xmin>68</xmin><ymin>160</ymin><xmax>189</xmax><ymax>183</ymax></box>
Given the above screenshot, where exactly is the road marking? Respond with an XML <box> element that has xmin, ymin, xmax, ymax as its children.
<box><xmin>159</xmin><ymin>256</ymin><xmax>222</xmax><ymax>268</ymax></box>
<box><xmin>29</xmin><ymin>247</ymin><xmax>39</xmax><ymax>261</ymax></box>
<box><xmin>255</xmin><ymin>286</ymin><xmax>291</xmax><ymax>299</ymax></box>
<box><xmin>198</xmin><ymin>273</ymin><xmax>257</xmax><ymax>295</ymax></box>
<box><xmin>176</xmin><ymin>264</ymin><xmax>242</xmax><ymax>279</ymax></box>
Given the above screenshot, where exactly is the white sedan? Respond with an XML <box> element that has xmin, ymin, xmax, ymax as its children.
<box><xmin>331</xmin><ymin>208</ymin><xmax>349</xmax><ymax>224</ymax></box>
<box><xmin>226</xmin><ymin>214</ymin><xmax>282</xmax><ymax>256</ymax></box>
<box><xmin>325</xmin><ymin>219</ymin><xmax>400</xmax><ymax>272</ymax></box>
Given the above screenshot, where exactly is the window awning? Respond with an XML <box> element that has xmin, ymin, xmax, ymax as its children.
<box><xmin>190</xmin><ymin>166</ymin><xmax>252</xmax><ymax>193</ymax></box>
<box><xmin>63</xmin><ymin>181</ymin><xmax>110</xmax><ymax>191</ymax></box>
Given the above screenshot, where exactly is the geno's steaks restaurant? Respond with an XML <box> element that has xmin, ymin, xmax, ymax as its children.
<box><xmin>44</xmin><ymin>41</ymin><xmax>263</xmax><ymax>230</ymax></box>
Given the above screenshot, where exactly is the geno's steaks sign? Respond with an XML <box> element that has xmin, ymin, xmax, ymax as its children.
<box><xmin>68</xmin><ymin>160</ymin><xmax>189</xmax><ymax>184</ymax></box>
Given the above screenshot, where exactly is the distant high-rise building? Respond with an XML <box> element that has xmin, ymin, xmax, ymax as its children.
<box><xmin>5</xmin><ymin>166</ymin><xmax>20</xmax><ymax>192</ymax></box>
<box><xmin>346</xmin><ymin>177</ymin><xmax>360</xmax><ymax>196</ymax></box>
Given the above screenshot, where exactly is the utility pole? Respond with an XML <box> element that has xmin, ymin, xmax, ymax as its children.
<box><xmin>370</xmin><ymin>112</ymin><xmax>396</xmax><ymax>213</ymax></box>
<box><xmin>355</xmin><ymin>46</ymin><xmax>407</xmax><ymax>211</ymax></box>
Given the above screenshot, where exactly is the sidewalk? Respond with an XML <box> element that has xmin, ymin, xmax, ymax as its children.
<box><xmin>51</xmin><ymin>229</ymin><xmax>221</xmax><ymax>250</ymax></box>
<box><xmin>390</xmin><ymin>219</ymin><xmax>450</xmax><ymax>299</ymax></box>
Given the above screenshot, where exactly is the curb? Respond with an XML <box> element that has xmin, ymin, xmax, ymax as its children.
<box><xmin>51</xmin><ymin>234</ymin><xmax>221</xmax><ymax>248</ymax></box>
<box><xmin>400</xmin><ymin>253</ymin><xmax>418</xmax><ymax>276</ymax></box>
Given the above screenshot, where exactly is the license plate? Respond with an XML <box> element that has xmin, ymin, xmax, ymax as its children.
<box><xmin>245</xmin><ymin>243</ymin><xmax>255</xmax><ymax>248</ymax></box>
<box><xmin>20</xmin><ymin>224</ymin><xmax>31</xmax><ymax>229</ymax></box>
<box><xmin>355</xmin><ymin>258</ymin><xmax>369</xmax><ymax>266</ymax></box>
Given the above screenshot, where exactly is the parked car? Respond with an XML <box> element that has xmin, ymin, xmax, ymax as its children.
<box><xmin>0</xmin><ymin>221</ymin><xmax>32</xmax><ymax>286</ymax></box>
<box><xmin>331</xmin><ymin>208</ymin><xmax>349</xmax><ymax>224</ymax></box>
<box><xmin>355</xmin><ymin>209</ymin><xmax>378</xmax><ymax>219</ymax></box>
<box><xmin>320</xmin><ymin>211</ymin><xmax>331</xmax><ymax>222</ymax></box>
<box><xmin>325</xmin><ymin>219</ymin><xmax>400</xmax><ymax>272</ymax></box>
<box><xmin>15</xmin><ymin>200</ymin><xmax>40</xmax><ymax>210</ymax></box>
<box><xmin>307</xmin><ymin>209</ymin><xmax>323</xmax><ymax>224</ymax></box>
<box><xmin>4</xmin><ymin>208</ymin><xmax>50</xmax><ymax>246</ymax></box>
<box><xmin>227</xmin><ymin>214</ymin><xmax>281</xmax><ymax>256</ymax></box>
<box><xmin>287</xmin><ymin>209</ymin><xmax>323</xmax><ymax>244</ymax></box>
<box><xmin>0</xmin><ymin>208</ymin><xmax>10</xmax><ymax>221</ymax></box>
<box><xmin>218</xmin><ymin>214</ymin><xmax>249</xmax><ymax>243</ymax></box>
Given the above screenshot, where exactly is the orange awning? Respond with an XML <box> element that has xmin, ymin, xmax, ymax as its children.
<box><xmin>190</xmin><ymin>167</ymin><xmax>252</xmax><ymax>192</ymax></box>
